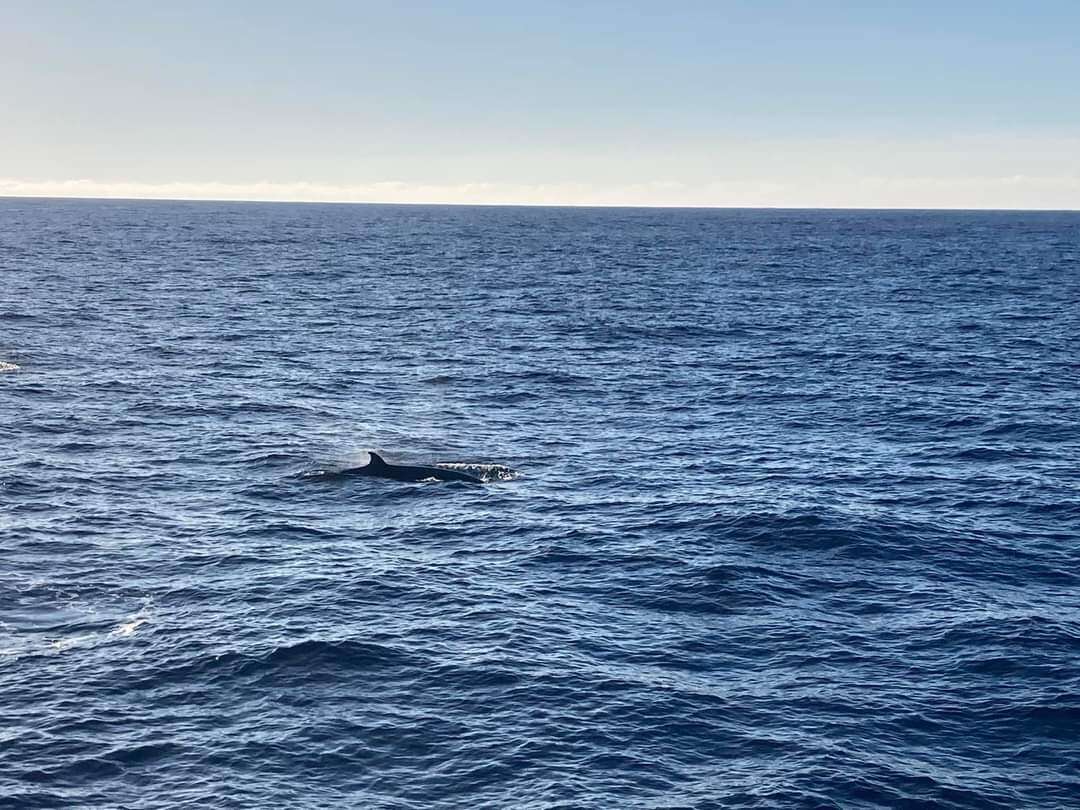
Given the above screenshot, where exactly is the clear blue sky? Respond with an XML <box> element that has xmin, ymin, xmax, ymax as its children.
<box><xmin>3</xmin><ymin>1</ymin><xmax>1079</xmax><ymax>207</ymax></box>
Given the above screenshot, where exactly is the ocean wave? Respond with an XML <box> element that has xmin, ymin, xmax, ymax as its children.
<box><xmin>123</xmin><ymin>639</ymin><xmax>423</xmax><ymax>693</ymax></box>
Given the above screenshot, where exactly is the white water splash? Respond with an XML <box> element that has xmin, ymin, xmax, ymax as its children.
<box><xmin>111</xmin><ymin>615</ymin><xmax>149</xmax><ymax>637</ymax></box>
<box><xmin>52</xmin><ymin>634</ymin><xmax>95</xmax><ymax>652</ymax></box>
<box><xmin>46</xmin><ymin>602</ymin><xmax>153</xmax><ymax>653</ymax></box>
<box><xmin>435</xmin><ymin>462</ymin><xmax>520</xmax><ymax>482</ymax></box>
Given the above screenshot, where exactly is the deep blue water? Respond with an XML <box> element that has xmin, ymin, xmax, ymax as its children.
<box><xmin>2</xmin><ymin>198</ymin><xmax>1079</xmax><ymax>809</ymax></box>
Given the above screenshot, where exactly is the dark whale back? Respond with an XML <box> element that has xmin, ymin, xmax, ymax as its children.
<box><xmin>352</xmin><ymin>451</ymin><xmax>483</xmax><ymax>483</ymax></box>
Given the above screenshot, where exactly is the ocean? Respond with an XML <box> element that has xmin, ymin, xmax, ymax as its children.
<box><xmin>1</xmin><ymin>198</ymin><xmax>1078</xmax><ymax>809</ymax></box>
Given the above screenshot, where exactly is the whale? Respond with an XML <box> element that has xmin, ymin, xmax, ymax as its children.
<box><xmin>346</xmin><ymin>451</ymin><xmax>484</xmax><ymax>483</ymax></box>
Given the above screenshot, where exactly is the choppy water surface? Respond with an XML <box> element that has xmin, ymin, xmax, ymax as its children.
<box><xmin>2</xmin><ymin>199</ymin><xmax>1078</xmax><ymax>809</ymax></box>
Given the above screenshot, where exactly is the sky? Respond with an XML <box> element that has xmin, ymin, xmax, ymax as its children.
<box><xmin>3</xmin><ymin>0</ymin><xmax>1080</xmax><ymax>208</ymax></box>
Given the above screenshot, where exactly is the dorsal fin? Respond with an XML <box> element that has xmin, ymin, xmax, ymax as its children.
<box><xmin>367</xmin><ymin>451</ymin><xmax>386</xmax><ymax>467</ymax></box>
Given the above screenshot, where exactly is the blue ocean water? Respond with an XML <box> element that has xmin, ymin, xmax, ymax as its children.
<box><xmin>1</xmin><ymin>198</ymin><xmax>1078</xmax><ymax>809</ymax></box>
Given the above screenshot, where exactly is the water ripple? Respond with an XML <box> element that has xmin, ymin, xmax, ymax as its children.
<box><xmin>2</xmin><ymin>200</ymin><xmax>1078</xmax><ymax>808</ymax></box>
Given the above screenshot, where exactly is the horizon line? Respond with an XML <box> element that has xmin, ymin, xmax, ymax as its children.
<box><xmin>2</xmin><ymin>193</ymin><xmax>1078</xmax><ymax>214</ymax></box>
<box><xmin>3</xmin><ymin>174</ymin><xmax>1080</xmax><ymax>212</ymax></box>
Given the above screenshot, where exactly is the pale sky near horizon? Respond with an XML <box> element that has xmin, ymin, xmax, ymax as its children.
<box><xmin>4</xmin><ymin>0</ymin><xmax>1080</xmax><ymax>208</ymax></box>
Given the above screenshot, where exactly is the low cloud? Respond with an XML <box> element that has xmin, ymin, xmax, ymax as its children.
<box><xmin>2</xmin><ymin>175</ymin><xmax>1078</xmax><ymax>209</ymax></box>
